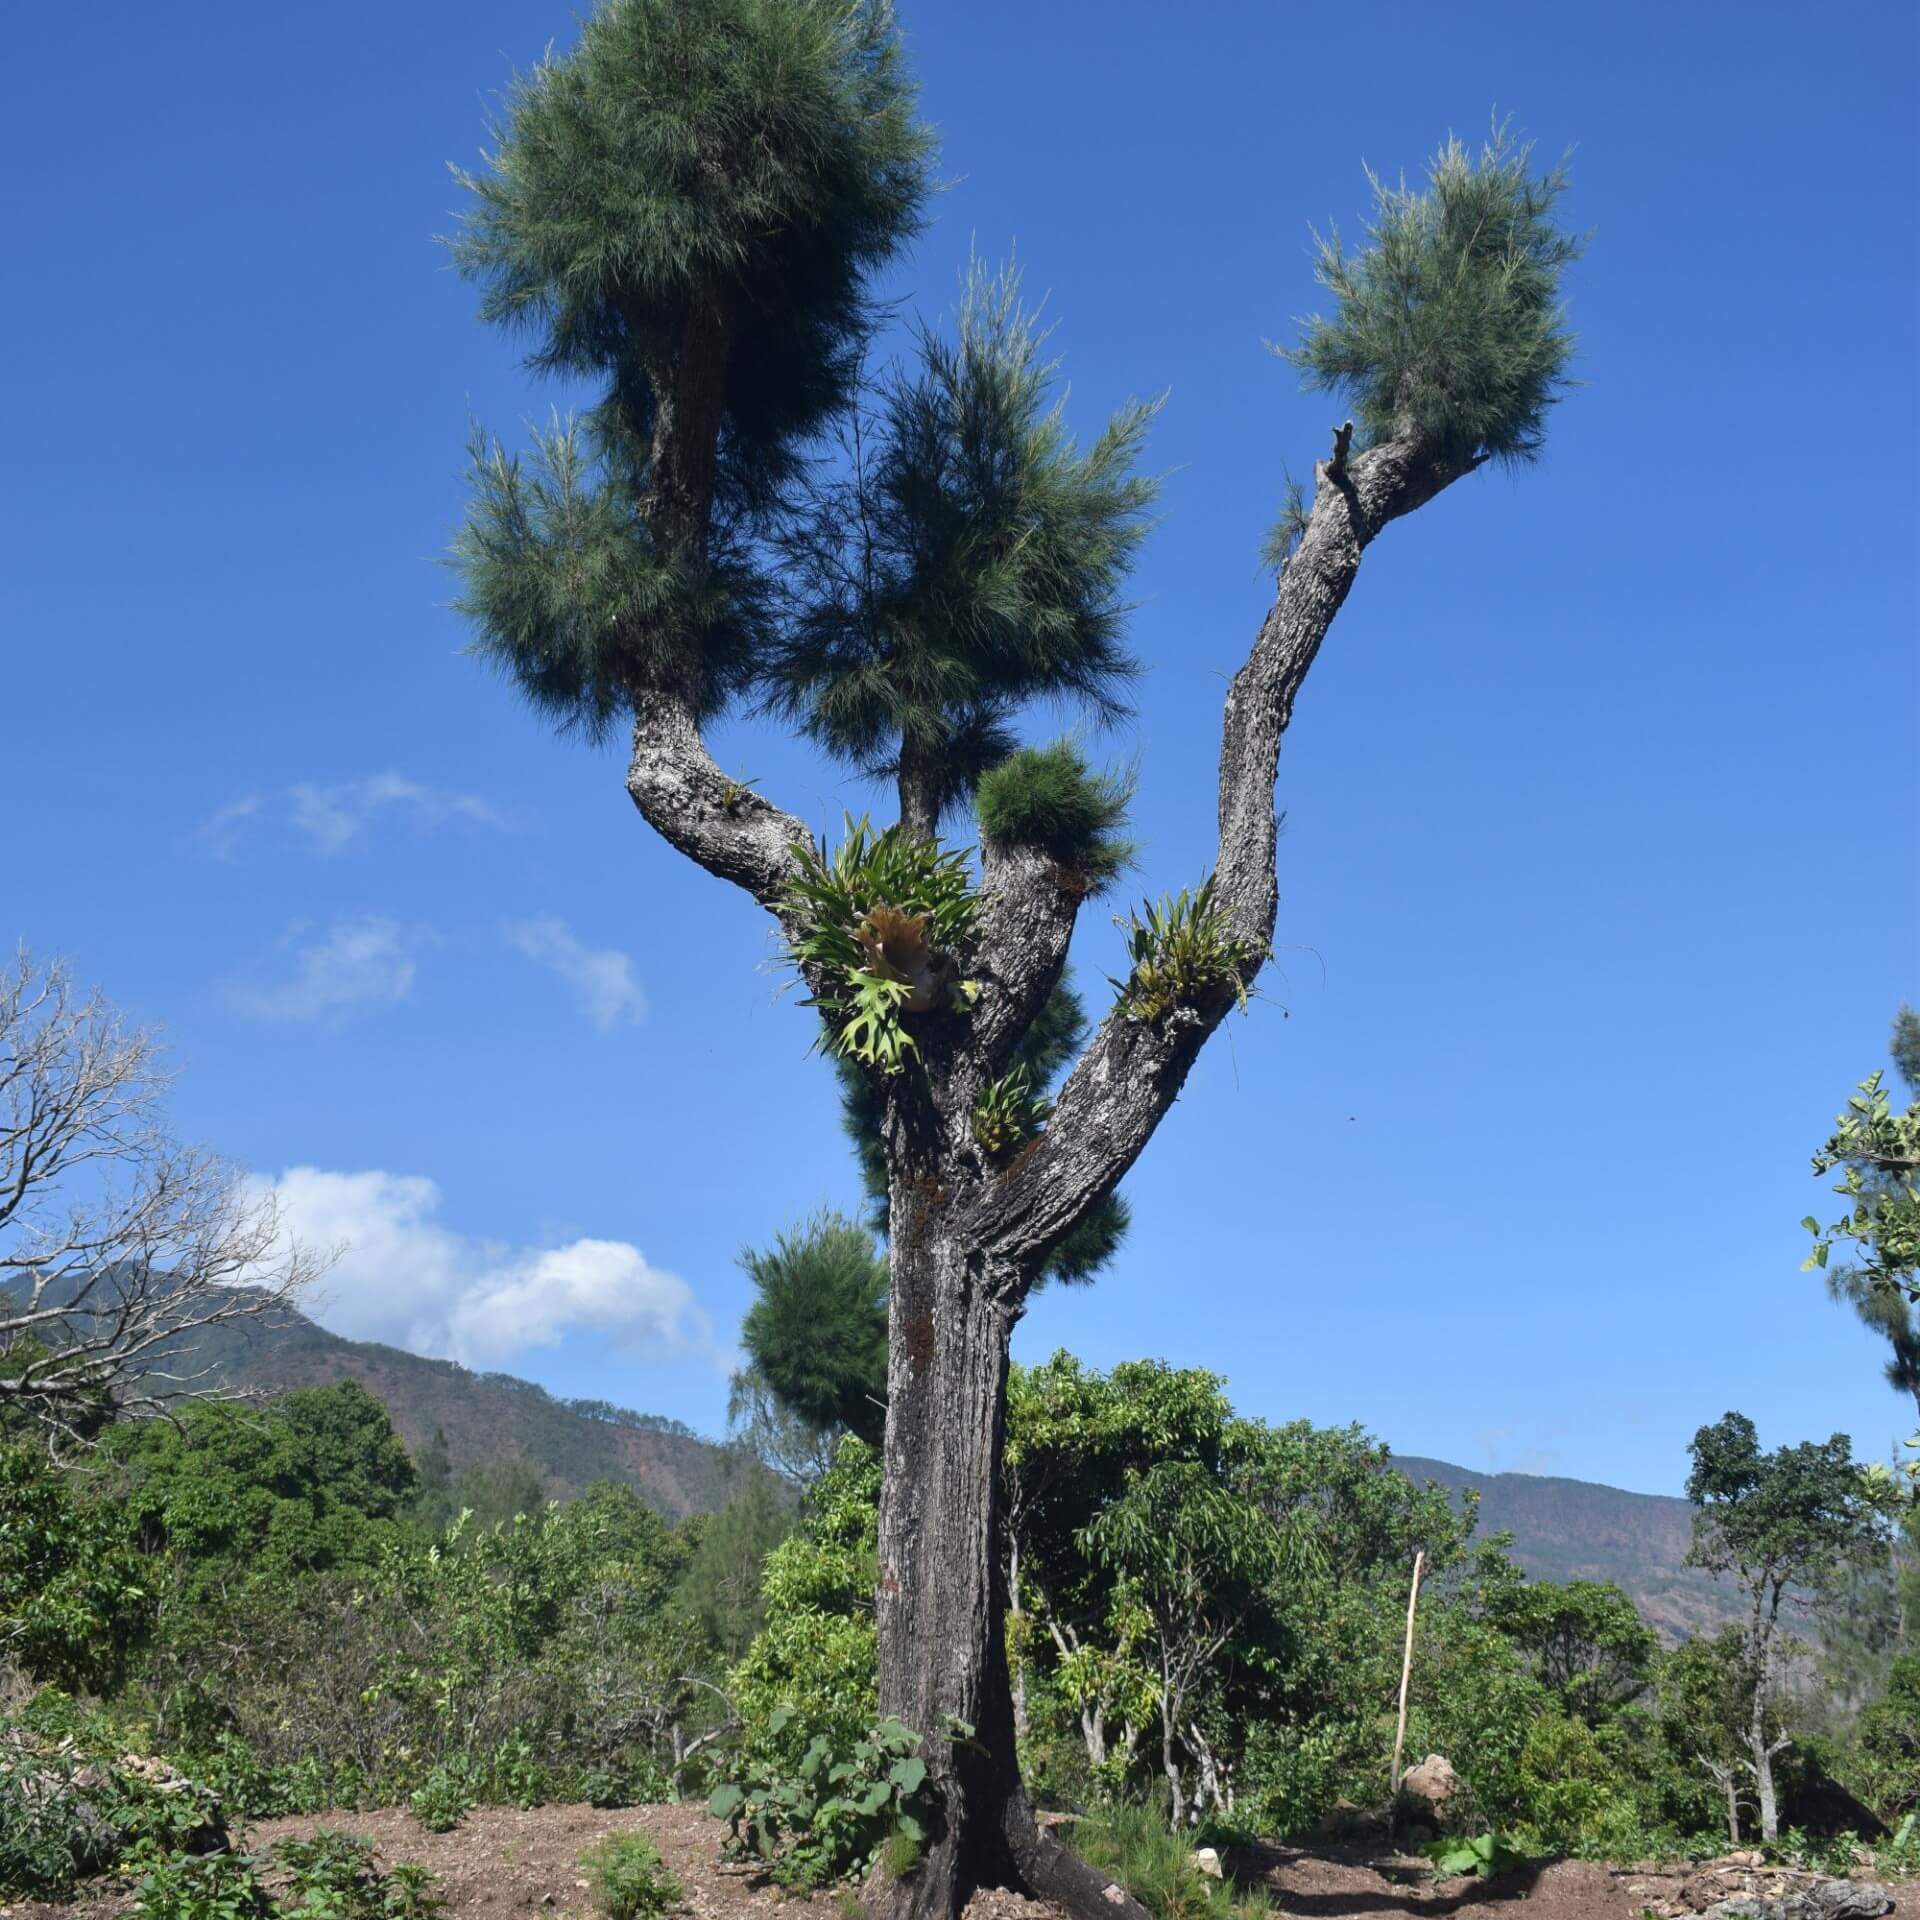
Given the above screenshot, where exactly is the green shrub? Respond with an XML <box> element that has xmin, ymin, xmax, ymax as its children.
<box><xmin>0</xmin><ymin>1743</ymin><xmax>118</xmax><ymax>1893</ymax></box>
<box><xmin>408</xmin><ymin>1767</ymin><xmax>472</xmax><ymax>1834</ymax></box>
<box><xmin>1879</xmin><ymin>1812</ymin><xmax>1920</xmax><ymax>1877</ymax></box>
<box><xmin>0</xmin><ymin>1722</ymin><xmax>225</xmax><ymax>1896</ymax></box>
<box><xmin>708</xmin><ymin>1716</ymin><xmax>932</xmax><ymax>1889</ymax></box>
<box><xmin>578</xmin><ymin>1832</ymin><xmax>681</xmax><ymax>1920</ymax></box>
<box><xmin>132</xmin><ymin>1849</ymin><xmax>273</xmax><ymax>1920</ymax></box>
<box><xmin>274</xmin><ymin>1829</ymin><xmax>443</xmax><ymax>1920</ymax></box>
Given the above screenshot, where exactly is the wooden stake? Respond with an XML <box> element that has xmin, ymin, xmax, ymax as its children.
<box><xmin>1389</xmin><ymin>1548</ymin><xmax>1425</xmax><ymax>1799</ymax></box>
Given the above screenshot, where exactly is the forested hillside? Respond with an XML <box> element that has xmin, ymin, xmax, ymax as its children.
<box><xmin>195</xmin><ymin>1304</ymin><xmax>1741</xmax><ymax>1630</ymax></box>
<box><xmin>1397</xmin><ymin>1458</ymin><xmax>1736</xmax><ymax>1639</ymax></box>
<box><xmin>189</xmin><ymin>1306</ymin><xmax>748</xmax><ymax>1517</ymax></box>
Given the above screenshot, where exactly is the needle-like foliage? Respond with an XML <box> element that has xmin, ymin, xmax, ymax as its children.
<box><xmin>1284</xmin><ymin>124</ymin><xmax>1581</xmax><ymax>467</ymax></box>
<box><xmin>739</xmin><ymin>1211</ymin><xmax>891</xmax><ymax>1446</ymax></box>
<box><xmin>452</xmin><ymin>418</ymin><xmax>779</xmax><ymax>734</ymax></box>
<box><xmin>452</xmin><ymin>0</ymin><xmax>929</xmax><ymax>471</ymax></box>
<box><xmin>450</xmin><ymin>0</ymin><xmax>932</xmax><ymax>732</ymax></box>
<box><xmin>770</xmin><ymin>260</ymin><xmax>1160</xmax><ymax>824</ymax></box>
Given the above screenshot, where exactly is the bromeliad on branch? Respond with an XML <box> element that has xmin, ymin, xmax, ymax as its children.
<box><xmin>784</xmin><ymin>819</ymin><xmax>979</xmax><ymax>1075</ymax></box>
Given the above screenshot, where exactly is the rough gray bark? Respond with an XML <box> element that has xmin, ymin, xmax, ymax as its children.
<box><xmin>619</xmin><ymin>421</ymin><xmax>1478</xmax><ymax>1920</ymax></box>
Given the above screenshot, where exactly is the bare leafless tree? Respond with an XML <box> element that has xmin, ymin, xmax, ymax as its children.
<box><xmin>0</xmin><ymin>948</ymin><xmax>322</xmax><ymax>1449</ymax></box>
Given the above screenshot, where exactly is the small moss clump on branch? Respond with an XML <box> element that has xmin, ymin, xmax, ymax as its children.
<box><xmin>976</xmin><ymin>742</ymin><xmax>1135</xmax><ymax>893</ymax></box>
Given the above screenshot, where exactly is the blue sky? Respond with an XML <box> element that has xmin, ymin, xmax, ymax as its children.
<box><xmin>9</xmin><ymin>0</ymin><xmax>1915</xmax><ymax>1495</ymax></box>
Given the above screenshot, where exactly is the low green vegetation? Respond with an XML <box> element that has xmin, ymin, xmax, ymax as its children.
<box><xmin>8</xmin><ymin>1349</ymin><xmax>1920</xmax><ymax>1904</ymax></box>
<box><xmin>5</xmin><ymin>1347</ymin><xmax>1918</xmax><ymax>1904</ymax></box>
<box><xmin>578</xmin><ymin>1832</ymin><xmax>681</xmax><ymax>1920</ymax></box>
<box><xmin>708</xmin><ymin>1715</ymin><xmax>931</xmax><ymax>1888</ymax></box>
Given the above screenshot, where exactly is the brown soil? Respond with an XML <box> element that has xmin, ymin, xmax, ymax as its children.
<box><xmin>10</xmin><ymin>1804</ymin><xmax>1920</xmax><ymax>1920</ymax></box>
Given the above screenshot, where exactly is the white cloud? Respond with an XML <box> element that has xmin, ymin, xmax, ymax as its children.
<box><xmin>199</xmin><ymin>774</ymin><xmax>506</xmax><ymax>859</ymax></box>
<box><xmin>227</xmin><ymin>916</ymin><xmax>422</xmax><ymax>1022</ymax></box>
<box><xmin>198</xmin><ymin>794</ymin><xmax>264</xmax><ymax>860</ymax></box>
<box><xmin>506</xmin><ymin>917</ymin><xmax>647</xmax><ymax>1031</ymax></box>
<box><xmin>249</xmin><ymin>1166</ymin><xmax>723</xmax><ymax>1370</ymax></box>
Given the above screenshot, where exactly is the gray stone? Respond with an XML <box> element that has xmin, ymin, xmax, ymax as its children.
<box><xmin>1702</xmin><ymin>1881</ymin><xmax>1894</xmax><ymax>1920</ymax></box>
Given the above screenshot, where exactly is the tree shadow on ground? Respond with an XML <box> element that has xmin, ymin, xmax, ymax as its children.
<box><xmin>1217</xmin><ymin>1843</ymin><xmax>1549</xmax><ymax>1918</ymax></box>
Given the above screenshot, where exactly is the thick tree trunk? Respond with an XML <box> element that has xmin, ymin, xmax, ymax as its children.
<box><xmin>1750</xmin><ymin>1695</ymin><xmax>1782</xmax><ymax>1842</ymax></box>
<box><xmin>876</xmin><ymin>1218</ymin><xmax>1145</xmax><ymax>1920</ymax></box>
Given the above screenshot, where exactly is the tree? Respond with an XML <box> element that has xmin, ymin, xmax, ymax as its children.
<box><xmin>1084</xmin><ymin>1459</ymin><xmax>1298</xmax><ymax>1827</ymax></box>
<box><xmin>1810</xmin><ymin>1007</ymin><xmax>1920</xmax><ymax>1418</ymax></box>
<box><xmin>105</xmin><ymin>1378</ymin><xmax>418</xmax><ymax>1590</ymax></box>
<box><xmin>448</xmin><ymin>0</ymin><xmax>1583</xmax><ymax>1900</ymax></box>
<box><xmin>1483</xmin><ymin>1576</ymin><xmax>1657</xmax><ymax>1726</ymax></box>
<box><xmin>0</xmin><ymin>1438</ymin><xmax>153</xmax><ymax>1694</ymax></box>
<box><xmin>414</xmin><ymin>1425</ymin><xmax>456</xmax><ymax>1531</ymax></box>
<box><xmin>1657</xmin><ymin>1627</ymin><xmax>1759</xmax><ymax>1844</ymax></box>
<box><xmin>1685</xmin><ymin>1412</ymin><xmax>1884</xmax><ymax>1838</ymax></box>
<box><xmin>677</xmin><ymin>1471</ymin><xmax>795</xmax><ymax>1660</ymax></box>
<box><xmin>454</xmin><ymin>1453</ymin><xmax>550</xmax><ymax>1533</ymax></box>
<box><xmin>0</xmin><ymin>950</ymin><xmax>319</xmax><ymax>1448</ymax></box>
<box><xmin>736</xmin><ymin>1212</ymin><xmax>889</xmax><ymax>1453</ymax></box>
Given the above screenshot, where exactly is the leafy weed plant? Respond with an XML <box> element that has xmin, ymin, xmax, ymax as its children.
<box><xmin>578</xmin><ymin>1832</ymin><xmax>682</xmax><ymax>1920</ymax></box>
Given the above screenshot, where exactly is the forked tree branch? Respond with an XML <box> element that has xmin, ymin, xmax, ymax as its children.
<box><xmin>968</xmin><ymin>843</ymin><xmax>1087</xmax><ymax>1072</ymax></box>
<box><xmin>983</xmin><ymin>431</ymin><xmax>1477</xmax><ymax>1277</ymax></box>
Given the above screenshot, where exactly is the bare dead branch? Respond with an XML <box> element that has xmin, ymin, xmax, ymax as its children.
<box><xmin>0</xmin><ymin>947</ymin><xmax>324</xmax><ymax>1451</ymax></box>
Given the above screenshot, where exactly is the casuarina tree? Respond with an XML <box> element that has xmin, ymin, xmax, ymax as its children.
<box><xmin>447</xmin><ymin>4</ymin><xmax>1582</xmax><ymax>1911</ymax></box>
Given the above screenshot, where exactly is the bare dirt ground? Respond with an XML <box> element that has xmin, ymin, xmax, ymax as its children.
<box><xmin>12</xmin><ymin>1803</ymin><xmax>1920</xmax><ymax>1920</ymax></box>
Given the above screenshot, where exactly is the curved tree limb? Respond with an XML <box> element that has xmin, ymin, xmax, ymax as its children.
<box><xmin>625</xmin><ymin>683</ymin><xmax>814</xmax><ymax>914</ymax></box>
<box><xmin>980</xmin><ymin>430</ymin><xmax>1478</xmax><ymax>1280</ymax></box>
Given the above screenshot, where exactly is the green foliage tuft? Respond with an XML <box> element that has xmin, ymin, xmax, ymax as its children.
<box><xmin>1806</xmin><ymin>1012</ymin><xmax>1920</xmax><ymax>1369</ymax></box>
<box><xmin>1111</xmin><ymin>879</ymin><xmax>1265</xmax><ymax>1022</ymax></box>
<box><xmin>975</xmin><ymin>743</ymin><xmax>1134</xmax><ymax>891</ymax></box>
<box><xmin>452</xmin><ymin>0</ymin><xmax>931</xmax><ymax>477</ymax></box>
<box><xmin>784</xmin><ymin>817</ymin><xmax>978</xmax><ymax>1074</ymax></box>
<box><xmin>578</xmin><ymin>1833</ymin><xmax>681</xmax><ymax>1920</ymax></box>
<box><xmin>1283</xmin><ymin>124</ymin><xmax>1581</xmax><ymax>467</ymax></box>
<box><xmin>739</xmin><ymin>1213</ymin><xmax>889</xmax><ymax>1448</ymax></box>
<box><xmin>771</xmin><ymin>260</ymin><xmax>1159</xmax><ymax>823</ymax></box>
<box><xmin>452</xmin><ymin>418</ymin><xmax>776</xmax><ymax>740</ymax></box>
